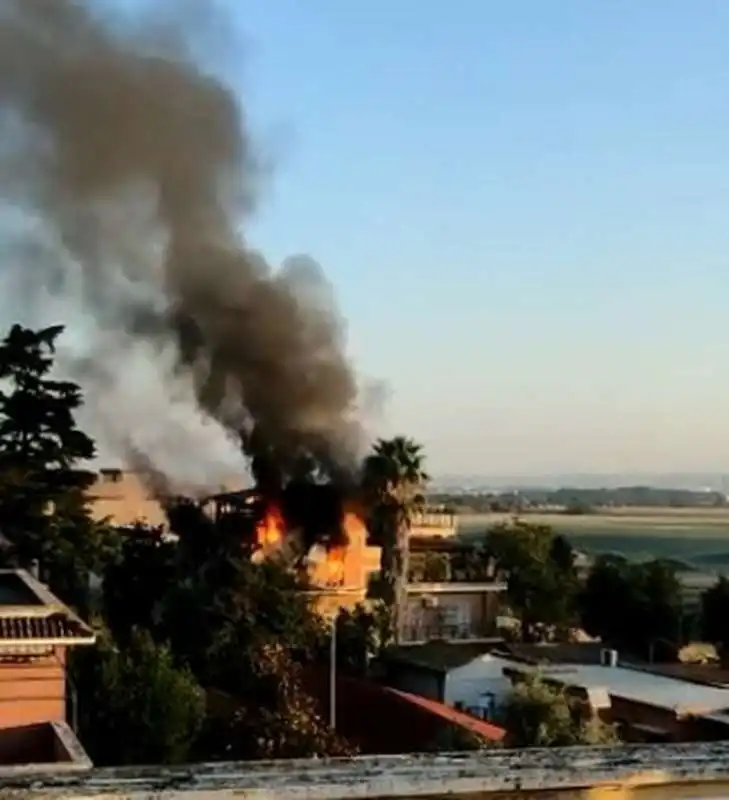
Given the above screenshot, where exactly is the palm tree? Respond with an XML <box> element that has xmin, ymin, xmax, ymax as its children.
<box><xmin>361</xmin><ymin>436</ymin><xmax>430</xmax><ymax>643</ymax></box>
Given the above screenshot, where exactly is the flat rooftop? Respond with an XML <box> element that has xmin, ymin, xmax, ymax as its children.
<box><xmin>383</xmin><ymin>642</ymin><xmax>505</xmax><ymax>672</ymax></box>
<box><xmin>528</xmin><ymin>662</ymin><xmax>729</xmax><ymax>715</ymax></box>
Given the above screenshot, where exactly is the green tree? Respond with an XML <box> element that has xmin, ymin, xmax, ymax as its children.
<box><xmin>324</xmin><ymin>602</ymin><xmax>389</xmax><ymax>677</ymax></box>
<box><xmin>160</xmin><ymin>500</ymin><xmax>325</xmax><ymax>685</ymax></box>
<box><xmin>579</xmin><ymin>556</ymin><xmax>682</xmax><ymax>659</ymax></box>
<box><xmin>0</xmin><ymin>324</ymin><xmax>119</xmax><ymax>610</ymax></box>
<box><xmin>95</xmin><ymin>496</ymin><xmax>357</xmax><ymax>762</ymax></box>
<box><xmin>202</xmin><ymin>641</ymin><xmax>354</xmax><ymax>760</ymax></box>
<box><xmin>487</xmin><ymin>520</ymin><xmax>578</xmax><ymax>641</ymax></box>
<box><xmin>73</xmin><ymin>627</ymin><xmax>205</xmax><ymax>766</ymax></box>
<box><xmin>501</xmin><ymin>673</ymin><xmax>618</xmax><ymax>748</ymax></box>
<box><xmin>362</xmin><ymin>436</ymin><xmax>430</xmax><ymax>643</ymax></box>
<box><xmin>102</xmin><ymin>528</ymin><xmax>176</xmax><ymax>644</ymax></box>
<box><xmin>155</xmin><ymin>498</ymin><xmax>357</xmax><ymax>759</ymax></box>
<box><xmin>423</xmin><ymin>551</ymin><xmax>450</xmax><ymax>582</ymax></box>
<box><xmin>700</xmin><ymin>576</ymin><xmax>729</xmax><ymax>649</ymax></box>
<box><xmin>450</xmin><ymin>545</ymin><xmax>497</xmax><ymax>582</ymax></box>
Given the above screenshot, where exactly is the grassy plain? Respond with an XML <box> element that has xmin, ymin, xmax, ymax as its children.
<box><xmin>456</xmin><ymin>507</ymin><xmax>729</xmax><ymax>571</ymax></box>
<box><xmin>457</xmin><ymin>507</ymin><xmax>729</xmax><ymax>536</ymax></box>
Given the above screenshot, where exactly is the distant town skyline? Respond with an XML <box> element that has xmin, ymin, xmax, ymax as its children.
<box><xmin>429</xmin><ymin>472</ymin><xmax>729</xmax><ymax>493</ymax></box>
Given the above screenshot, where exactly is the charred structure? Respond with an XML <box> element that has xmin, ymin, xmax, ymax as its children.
<box><xmin>204</xmin><ymin>479</ymin><xmax>362</xmax><ymax>558</ymax></box>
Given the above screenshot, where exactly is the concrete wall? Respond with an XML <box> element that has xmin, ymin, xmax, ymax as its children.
<box><xmin>444</xmin><ymin>653</ymin><xmax>517</xmax><ymax>709</ymax></box>
<box><xmin>87</xmin><ymin>471</ymin><xmax>168</xmax><ymax>529</ymax></box>
<box><xmin>307</xmin><ymin>524</ymin><xmax>380</xmax><ymax>592</ymax></box>
<box><xmin>0</xmin><ymin>649</ymin><xmax>66</xmax><ymax>728</ymax></box>
<box><xmin>5</xmin><ymin>743</ymin><xmax>729</xmax><ymax>798</ymax></box>
<box><xmin>87</xmin><ymin>470</ymin><xmax>245</xmax><ymax>529</ymax></box>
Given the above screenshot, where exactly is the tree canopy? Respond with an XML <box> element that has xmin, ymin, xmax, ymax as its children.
<box><xmin>579</xmin><ymin>555</ymin><xmax>683</xmax><ymax>659</ymax></box>
<box><xmin>98</xmin><ymin>496</ymin><xmax>355</xmax><ymax>761</ymax></box>
<box><xmin>501</xmin><ymin>673</ymin><xmax>618</xmax><ymax>748</ymax></box>
<box><xmin>72</xmin><ymin>627</ymin><xmax>206</xmax><ymax>766</ymax></box>
<box><xmin>0</xmin><ymin>323</ymin><xmax>119</xmax><ymax>611</ymax></box>
<box><xmin>486</xmin><ymin>520</ymin><xmax>579</xmax><ymax>641</ymax></box>
<box><xmin>700</xmin><ymin>576</ymin><xmax>729</xmax><ymax>653</ymax></box>
<box><xmin>0</xmin><ymin>322</ymin><xmax>360</xmax><ymax>765</ymax></box>
<box><xmin>362</xmin><ymin>435</ymin><xmax>429</xmax><ymax>643</ymax></box>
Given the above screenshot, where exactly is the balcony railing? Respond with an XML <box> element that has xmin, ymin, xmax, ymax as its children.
<box><xmin>399</xmin><ymin>621</ymin><xmax>498</xmax><ymax>644</ymax></box>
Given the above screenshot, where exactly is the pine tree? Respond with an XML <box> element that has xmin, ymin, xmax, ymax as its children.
<box><xmin>0</xmin><ymin>323</ymin><xmax>118</xmax><ymax>609</ymax></box>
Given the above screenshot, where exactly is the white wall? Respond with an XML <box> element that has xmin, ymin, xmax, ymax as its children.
<box><xmin>443</xmin><ymin>654</ymin><xmax>518</xmax><ymax>711</ymax></box>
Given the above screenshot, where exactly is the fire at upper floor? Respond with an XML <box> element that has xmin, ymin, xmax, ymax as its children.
<box><xmin>248</xmin><ymin>494</ymin><xmax>377</xmax><ymax>589</ymax></box>
<box><xmin>87</xmin><ymin>471</ymin><xmax>380</xmax><ymax>593</ymax></box>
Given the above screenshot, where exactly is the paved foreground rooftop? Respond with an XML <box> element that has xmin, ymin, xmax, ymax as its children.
<box><xmin>3</xmin><ymin>742</ymin><xmax>729</xmax><ymax>798</ymax></box>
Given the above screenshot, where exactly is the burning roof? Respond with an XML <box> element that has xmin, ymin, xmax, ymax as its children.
<box><xmin>202</xmin><ymin>481</ymin><xmax>369</xmax><ymax>588</ymax></box>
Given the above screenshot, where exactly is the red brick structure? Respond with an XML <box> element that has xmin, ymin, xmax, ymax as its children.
<box><xmin>0</xmin><ymin>569</ymin><xmax>95</xmax><ymax>767</ymax></box>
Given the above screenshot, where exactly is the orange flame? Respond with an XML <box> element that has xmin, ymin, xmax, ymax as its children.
<box><xmin>317</xmin><ymin>511</ymin><xmax>364</xmax><ymax>586</ymax></box>
<box><xmin>342</xmin><ymin>511</ymin><xmax>366</xmax><ymax>542</ymax></box>
<box><xmin>255</xmin><ymin>504</ymin><xmax>286</xmax><ymax>547</ymax></box>
<box><xmin>321</xmin><ymin>545</ymin><xmax>346</xmax><ymax>585</ymax></box>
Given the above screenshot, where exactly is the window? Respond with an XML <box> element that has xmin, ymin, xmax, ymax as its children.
<box><xmin>100</xmin><ymin>468</ymin><xmax>122</xmax><ymax>483</ymax></box>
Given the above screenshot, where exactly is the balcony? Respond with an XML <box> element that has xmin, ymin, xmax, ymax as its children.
<box><xmin>410</xmin><ymin>511</ymin><xmax>457</xmax><ymax>539</ymax></box>
<box><xmin>399</xmin><ymin>621</ymin><xmax>499</xmax><ymax>644</ymax></box>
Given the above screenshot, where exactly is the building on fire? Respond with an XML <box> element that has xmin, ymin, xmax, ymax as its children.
<box><xmin>86</xmin><ymin>470</ymin><xmax>507</xmax><ymax>633</ymax></box>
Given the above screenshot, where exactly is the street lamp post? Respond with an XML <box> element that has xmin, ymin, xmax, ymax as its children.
<box><xmin>330</xmin><ymin>615</ymin><xmax>337</xmax><ymax>730</ymax></box>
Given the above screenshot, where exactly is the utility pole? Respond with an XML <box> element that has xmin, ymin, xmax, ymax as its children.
<box><xmin>330</xmin><ymin>615</ymin><xmax>337</xmax><ymax>730</ymax></box>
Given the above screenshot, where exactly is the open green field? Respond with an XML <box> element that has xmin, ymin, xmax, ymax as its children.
<box><xmin>457</xmin><ymin>508</ymin><xmax>729</xmax><ymax>573</ymax></box>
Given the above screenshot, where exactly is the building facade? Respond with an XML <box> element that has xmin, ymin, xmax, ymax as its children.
<box><xmin>400</xmin><ymin>581</ymin><xmax>506</xmax><ymax>644</ymax></box>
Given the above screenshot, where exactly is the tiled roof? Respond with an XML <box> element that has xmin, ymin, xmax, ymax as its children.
<box><xmin>388</xmin><ymin>688</ymin><xmax>505</xmax><ymax>742</ymax></box>
<box><xmin>300</xmin><ymin>667</ymin><xmax>505</xmax><ymax>754</ymax></box>
<box><xmin>0</xmin><ymin>613</ymin><xmax>92</xmax><ymax>642</ymax></box>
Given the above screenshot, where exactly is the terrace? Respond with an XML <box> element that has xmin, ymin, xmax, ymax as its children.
<box><xmin>4</xmin><ymin>743</ymin><xmax>729</xmax><ymax>798</ymax></box>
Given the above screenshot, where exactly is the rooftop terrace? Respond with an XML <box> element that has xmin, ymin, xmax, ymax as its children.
<box><xmin>4</xmin><ymin>743</ymin><xmax>729</xmax><ymax>798</ymax></box>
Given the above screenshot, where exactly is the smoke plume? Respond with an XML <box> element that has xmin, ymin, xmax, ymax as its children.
<box><xmin>0</xmin><ymin>0</ymin><xmax>364</xmax><ymax>491</ymax></box>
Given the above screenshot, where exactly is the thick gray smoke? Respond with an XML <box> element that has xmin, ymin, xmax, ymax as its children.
<box><xmin>0</xmin><ymin>0</ymin><xmax>364</xmax><ymax>491</ymax></box>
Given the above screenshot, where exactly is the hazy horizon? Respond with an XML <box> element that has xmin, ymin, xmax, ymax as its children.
<box><xmin>430</xmin><ymin>471</ymin><xmax>729</xmax><ymax>492</ymax></box>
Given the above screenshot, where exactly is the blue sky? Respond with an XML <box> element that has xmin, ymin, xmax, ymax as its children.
<box><xmin>217</xmin><ymin>1</ymin><xmax>729</xmax><ymax>477</ymax></box>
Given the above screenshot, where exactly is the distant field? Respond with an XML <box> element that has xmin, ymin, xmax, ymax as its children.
<box><xmin>456</xmin><ymin>508</ymin><xmax>729</xmax><ymax>573</ymax></box>
<box><xmin>457</xmin><ymin>508</ymin><xmax>729</xmax><ymax>536</ymax></box>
